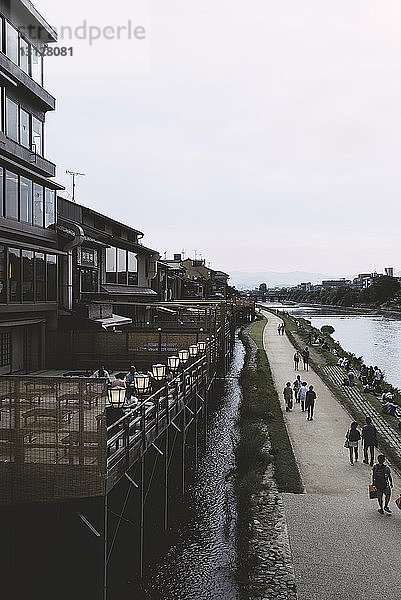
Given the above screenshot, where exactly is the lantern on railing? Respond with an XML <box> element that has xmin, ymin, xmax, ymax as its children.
<box><xmin>167</xmin><ymin>356</ymin><xmax>180</xmax><ymax>374</ymax></box>
<box><xmin>189</xmin><ymin>345</ymin><xmax>199</xmax><ymax>358</ymax></box>
<box><xmin>133</xmin><ymin>373</ymin><xmax>151</xmax><ymax>397</ymax></box>
<box><xmin>178</xmin><ymin>349</ymin><xmax>190</xmax><ymax>365</ymax></box>
<box><xmin>107</xmin><ymin>386</ymin><xmax>126</xmax><ymax>409</ymax></box>
<box><xmin>197</xmin><ymin>340</ymin><xmax>206</xmax><ymax>353</ymax></box>
<box><xmin>152</xmin><ymin>364</ymin><xmax>167</xmax><ymax>381</ymax></box>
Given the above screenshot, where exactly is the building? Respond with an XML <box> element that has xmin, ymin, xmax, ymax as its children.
<box><xmin>0</xmin><ymin>1</ymin><xmax>64</xmax><ymax>373</ymax></box>
<box><xmin>321</xmin><ymin>279</ymin><xmax>351</xmax><ymax>289</ymax></box>
<box><xmin>57</xmin><ymin>197</ymin><xmax>160</xmax><ymax>329</ymax></box>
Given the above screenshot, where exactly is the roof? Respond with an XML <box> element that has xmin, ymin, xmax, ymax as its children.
<box><xmin>18</xmin><ymin>0</ymin><xmax>58</xmax><ymax>43</ymax></box>
<box><xmin>93</xmin><ymin>314</ymin><xmax>132</xmax><ymax>330</ymax></box>
<box><xmin>101</xmin><ymin>284</ymin><xmax>158</xmax><ymax>297</ymax></box>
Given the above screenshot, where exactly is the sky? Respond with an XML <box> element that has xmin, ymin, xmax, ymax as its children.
<box><xmin>31</xmin><ymin>0</ymin><xmax>401</xmax><ymax>277</ymax></box>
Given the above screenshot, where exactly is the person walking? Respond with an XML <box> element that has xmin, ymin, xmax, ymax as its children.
<box><xmin>305</xmin><ymin>385</ymin><xmax>317</xmax><ymax>421</ymax></box>
<box><xmin>345</xmin><ymin>422</ymin><xmax>361</xmax><ymax>465</ymax></box>
<box><xmin>283</xmin><ymin>382</ymin><xmax>293</xmax><ymax>412</ymax></box>
<box><xmin>277</xmin><ymin>324</ymin><xmax>282</xmax><ymax>335</ymax></box>
<box><xmin>362</xmin><ymin>416</ymin><xmax>378</xmax><ymax>466</ymax></box>
<box><xmin>372</xmin><ymin>455</ymin><xmax>393</xmax><ymax>514</ymax></box>
<box><xmin>298</xmin><ymin>382</ymin><xmax>308</xmax><ymax>412</ymax></box>
<box><xmin>293</xmin><ymin>351</ymin><xmax>301</xmax><ymax>371</ymax></box>
<box><xmin>302</xmin><ymin>347</ymin><xmax>310</xmax><ymax>371</ymax></box>
<box><xmin>293</xmin><ymin>374</ymin><xmax>302</xmax><ymax>402</ymax></box>
<box><xmin>348</xmin><ymin>369</ymin><xmax>355</xmax><ymax>387</ymax></box>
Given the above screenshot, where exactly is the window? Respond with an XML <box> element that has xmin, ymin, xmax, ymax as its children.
<box><xmin>8</xmin><ymin>247</ymin><xmax>21</xmax><ymax>302</ymax></box>
<box><xmin>5</xmin><ymin>171</ymin><xmax>18</xmax><ymax>219</ymax></box>
<box><xmin>46</xmin><ymin>254</ymin><xmax>57</xmax><ymax>301</ymax></box>
<box><xmin>78</xmin><ymin>247</ymin><xmax>97</xmax><ymax>267</ymax></box>
<box><xmin>44</xmin><ymin>188</ymin><xmax>55</xmax><ymax>227</ymax></box>
<box><xmin>19</xmin><ymin>38</ymin><xmax>29</xmax><ymax>74</ymax></box>
<box><xmin>0</xmin><ymin>246</ymin><xmax>5</xmax><ymax>303</ymax></box>
<box><xmin>31</xmin><ymin>48</ymin><xmax>43</xmax><ymax>86</ymax></box>
<box><xmin>20</xmin><ymin>108</ymin><xmax>30</xmax><ymax>147</ymax></box>
<box><xmin>6</xmin><ymin>22</ymin><xmax>19</xmax><ymax>64</ymax></box>
<box><xmin>32</xmin><ymin>116</ymin><xmax>43</xmax><ymax>155</ymax></box>
<box><xmin>81</xmin><ymin>268</ymin><xmax>98</xmax><ymax>293</ymax></box>
<box><xmin>22</xmin><ymin>250</ymin><xmax>34</xmax><ymax>302</ymax></box>
<box><xmin>20</xmin><ymin>177</ymin><xmax>32</xmax><ymax>223</ymax></box>
<box><xmin>106</xmin><ymin>247</ymin><xmax>117</xmax><ymax>283</ymax></box>
<box><xmin>0</xmin><ymin>168</ymin><xmax>3</xmax><ymax>218</ymax></box>
<box><xmin>128</xmin><ymin>252</ymin><xmax>138</xmax><ymax>285</ymax></box>
<box><xmin>33</xmin><ymin>183</ymin><xmax>43</xmax><ymax>226</ymax></box>
<box><xmin>117</xmin><ymin>249</ymin><xmax>127</xmax><ymax>284</ymax></box>
<box><xmin>6</xmin><ymin>97</ymin><xmax>18</xmax><ymax>142</ymax></box>
<box><xmin>35</xmin><ymin>253</ymin><xmax>45</xmax><ymax>301</ymax></box>
<box><xmin>0</xmin><ymin>332</ymin><xmax>10</xmax><ymax>367</ymax></box>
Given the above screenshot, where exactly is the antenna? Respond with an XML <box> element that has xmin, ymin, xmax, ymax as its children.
<box><xmin>66</xmin><ymin>170</ymin><xmax>86</xmax><ymax>202</ymax></box>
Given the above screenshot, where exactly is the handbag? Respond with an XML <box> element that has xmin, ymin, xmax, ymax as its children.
<box><xmin>344</xmin><ymin>439</ymin><xmax>349</xmax><ymax>448</ymax></box>
<box><xmin>369</xmin><ymin>484</ymin><xmax>378</xmax><ymax>499</ymax></box>
<box><xmin>395</xmin><ymin>496</ymin><xmax>401</xmax><ymax>510</ymax></box>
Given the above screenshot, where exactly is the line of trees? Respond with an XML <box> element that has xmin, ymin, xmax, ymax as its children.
<box><xmin>285</xmin><ymin>276</ymin><xmax>400</xmax><ymax>307</ymax></box>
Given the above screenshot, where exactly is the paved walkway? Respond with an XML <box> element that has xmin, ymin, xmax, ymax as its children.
<box><xmin>261</xmin><ymin>310</ymin><xmax>401</xmax><ymax>600</ymax></box>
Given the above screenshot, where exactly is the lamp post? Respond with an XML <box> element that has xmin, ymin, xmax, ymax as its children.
<box><xmin>132</xmin><ymin>373</ymin><xmax>151</xmax><ymax>399</ymax></box>
<box><xmin>107</xmin><ymin>386</ymin><xmax>126</xmax><ymax>427</ymax></box>
<box><xmin>188</xmin><ymin>345</ymin><xmax>199</xmax><ymax>361</ymax></box>
<box><xmin>196</xmin><ymin>327</ymin><xmax>204</xmax><ymax>344</ymax></box>
<box><xmin>158</xmin><ymin>327</ymin><xmax>162</xmax><ymax>353</ymax></box>
<box><xmin>178</xmin><ymin>349</ymin><xmax>190</xmax><ymax>367</ymax></box>
<box><xmin>167</xmin><ymin>356</ymin><xmax>180</xmax><ymax>377</ymax></box>
<box><xmin>197</xmin><ymin>340</ymin><xmax>206</xmax><ymax>353</ymax></box>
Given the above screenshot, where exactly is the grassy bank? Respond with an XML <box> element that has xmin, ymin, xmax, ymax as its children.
<box><xmin>275</xmin><ymin>309</ymin><xmax>401</xmax><ymax>474</ymax></box>
<box><xmin>235</xmin><ymin>318</ymin><xmax>303</xmax><ymax>582</ymax></box>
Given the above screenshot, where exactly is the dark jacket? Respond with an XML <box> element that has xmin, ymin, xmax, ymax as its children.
<box><xmin>347</xmin><ymin>428</ymin><xmax>361</xmax><ymax>442</ymax></box>
<box><xmin>361</xmin><ymin>423</ymin><xmax>377</xmax><ymax>445</ymax></box>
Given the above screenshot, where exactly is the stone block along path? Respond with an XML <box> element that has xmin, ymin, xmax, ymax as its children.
<box><xmin>260</xmin><ymin>310</ymin><xmax>401</xmax><ymax>600</ymax></box>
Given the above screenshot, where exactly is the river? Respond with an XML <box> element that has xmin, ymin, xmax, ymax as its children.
<box><xmin>262</xmin><ymin>303</ymin><xmax>401</xmax><ymax>390</ymax></box>
<box><xmin>136</xmin><ymin>332</ymin><xmax>244</xmax><ymax>600</ymax></box>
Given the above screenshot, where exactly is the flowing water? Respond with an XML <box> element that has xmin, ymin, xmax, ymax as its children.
<box><xmin>137</xmin><ymin>332</ymin><xmax>245</xmax><ymax>600</ymax></box>
<box><xmin>262</xmin><ymin>303</ymin><xmax>401</xmax><ymax>389</ymax></box>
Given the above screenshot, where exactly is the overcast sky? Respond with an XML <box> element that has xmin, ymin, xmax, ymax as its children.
<box><xmin>32</xmin><ymin>0</ymin><xmax>401</xmax><ymax>277</ymax></box>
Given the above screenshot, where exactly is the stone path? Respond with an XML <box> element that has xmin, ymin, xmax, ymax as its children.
<box><xmin>260</xmin><ymin>310</ymin><xmax>401</xmax><ymax>600</ymax></box>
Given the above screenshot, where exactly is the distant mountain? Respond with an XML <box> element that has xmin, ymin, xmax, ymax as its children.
<box><xmin>229</xmin><ymin>271</ymin><xmax>335</xmax><ymax>290</ymax></box>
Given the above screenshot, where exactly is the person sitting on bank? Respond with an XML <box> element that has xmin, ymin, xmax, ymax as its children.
<box><xmin>90</xmin><ymin>365</ymin><xmax>110</xmax><ymax>382</ymax></box>
<box><xmin>382</xmin><ymin>401</ymin><xmax>398</xmax><ymax>417</ymax></box>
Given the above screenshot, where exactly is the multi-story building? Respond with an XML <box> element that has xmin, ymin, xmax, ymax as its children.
<box><xmin>57</xmin><ymin>197</ymin><xmax>160</xmax><ymax>328</ymax></box>
<box><xmin>321</xmin><ymin>279</ymin><xmax>351</xmax><ymax>289</ymax></box>
<box><xmin>0</xmin><ymin>1</ymin><xmax>63</xmax><ymax>373</ymax></box>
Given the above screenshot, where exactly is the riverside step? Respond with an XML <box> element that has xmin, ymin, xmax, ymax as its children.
<box><xmin>322</xmin><ymin>365</ymin><xmax>401</xmax><ymax>458</ymax></box>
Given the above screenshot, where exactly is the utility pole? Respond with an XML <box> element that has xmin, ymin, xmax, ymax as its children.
<box><xmin>66</xmin><ymin>170</ymin><xmax>85</xmax><ymax>202</ymax></box>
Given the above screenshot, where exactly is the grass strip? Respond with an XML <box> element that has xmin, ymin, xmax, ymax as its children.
<box><xmin>235</xmin><ymin>318</ymin><xmax>303</xmax><ymax>584</ymax></box>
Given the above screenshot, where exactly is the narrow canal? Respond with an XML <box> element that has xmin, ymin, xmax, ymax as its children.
<box><xmin>135</xmin><ymin>332</ymin><xmax>245</xmax><ymax>599</ymax></box>
<box><xmin>263</xmin><ymin>303</ymin><xmax>401</xmax><ymax>389</ymax></box>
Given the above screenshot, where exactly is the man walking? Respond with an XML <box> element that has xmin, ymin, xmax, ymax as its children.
<box><xmin>362</xmin><ymin>416</ymin><xmax>378</xmax><ymax>466</ymax></box>
<box><xmin>372</xmin><ymin>455</ymin><xmax>393</xmax><ymax>514</ymax></box>
<box><xmin>298</xmin><ymin>381</ymin><xmax>308</xmax><ymax>412</ymax></box>
<box><xmin>302</xmin><ymin>347</ymin><xmax>310</xmax><ymax>371</ymax></box>
<box><xmin>283</xmin><ymin>382</ymin><xmax>293</xmax><ymax>412</ymax></box>
<box><xmin>305</xmin><ymin>385</ymin><xmax>317</xmax><ymax>421</ymax></box>
<box><xmin>293</xmin><ymin>374</ymin><xmax>302</xmax><ymax>402</ymax></box>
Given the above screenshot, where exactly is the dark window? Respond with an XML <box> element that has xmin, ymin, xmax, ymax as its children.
<box><xmin>81</xmin><ymin>268</ymin><xmax>98</xmax><ymax>293</ymax></box>
<box><xmin>33</xmin><ymin>183</ymin><xmax>43</xmax><ymax>226</ymax></box>
<box><xmin>0</xmin><ymin>246</ymin><xmax>5</xmax><ymax>303</ymax></box>
<box><xmin>128</xmin><ymin>252</ymin><xmax>138</xmax><ymax>285</ymax></box>
<box><xmin>78</xmin><ymin>247</ymin><xmax>97</xmax><ymax>267</ymax></box>
<box><xmin>46</xmin><ymin>254</ymin><xmax>57</xmax><ymax>301</ymax></box>
<box><xmin>20</xmin><ymin>176</ymin><xmax>32</xmax><ymax>223</ymax></box>
<box><xmin>0</xmin><ymin>168</ymin><xmax>3</xmax><ymax>218</ymax></box>
<box><xmin>112</xmin><ymin>226</ymin><xmax>122</xmax><ymax>238</ymax></box>
<box><xmin>6</xmin><ymin>97</ymin><xmax>18</xmax><ymax>142</ymax></box>
<box><xmin>35</xmin><ymin>253</ymin><xmax>45</xmax><ymax>301</ymax></box>
<box><xmin>31</xmin><ymin>48</ymin><xmax>43</xmax><ymax>86</ymax></box>
<box><xmin>44</xmin><ymin>188</ymin><xmax>55</xmax><ymax>227</ymax></box>
<box><xmin>94</xmin><ymin>217</ymin><xmax>106</xmax><ymax>231</ymax></box>
<box><xmin>20</xmin><ymin>108</ymin><xmax>30</xmax><ymax>147</ymax></box>
<box><xmin>0</xmin><ymin>332</ymin><xmax>10</xmax><ymax>367</ymax></box>
<box><xmin>22</xmin><ymin>250</ymin><xmax>34</xmax><ymax>302</ymax></box>
<box><xmin>8</xmin><ymin>247</ymin><xmax>21</xmax><ymax>302</ymax></box>
<box><xmin>5</xmin><ymin>170</ymin><xmax>18</xmax><ymax>219</ymax></box>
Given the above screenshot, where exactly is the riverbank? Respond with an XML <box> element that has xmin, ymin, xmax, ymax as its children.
<box><xmin>236</xmin><ymin>319</ymin><xmax>301</xmax><ymax>599</ymax></box>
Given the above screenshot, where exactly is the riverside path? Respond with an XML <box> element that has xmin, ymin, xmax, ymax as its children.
<box><xmin>260</xmin><ymin>309</ymin><xmax>401</xmax><ymax>600</ymax></box>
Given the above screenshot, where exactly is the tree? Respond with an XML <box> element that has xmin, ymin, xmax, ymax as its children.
<box><xmin>366</xmin><ymin>276</ymin><xmax>400</xmax><ymax>304</ymax></box>
<box><xmin>321</xmin><ymin>325</ymin><xmax>335</xmax><ymax>335</ymax></box>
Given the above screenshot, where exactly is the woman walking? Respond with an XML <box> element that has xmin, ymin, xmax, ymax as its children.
<box><xmin>345</xmin><ymin>422</ymin><xmax>361</xmax><ymax>465</ymax></box>
<box><xmin>293</xmin><ymin>351</ymin><xmax>301</xmax><ymax>371</ymax></box>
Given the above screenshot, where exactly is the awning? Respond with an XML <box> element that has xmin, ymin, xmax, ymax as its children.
<box><xmin>94</xmin><ymin>314</ymin><xmax>132</xmax><ymax>330</ymax></box>
<box><xmin>156</xmin><ymin>306</ymin><xmax>177</xmax><ymax>314</ymax></box>
<box><xmin>0</xmin><ymin>319</ymin><xmax>45</xmax><ymax>328</ymax></box>
<box><xmin>101</xmin><ymin>284</ymin><xmax>157</xmax><ymax>297</ymax></box>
